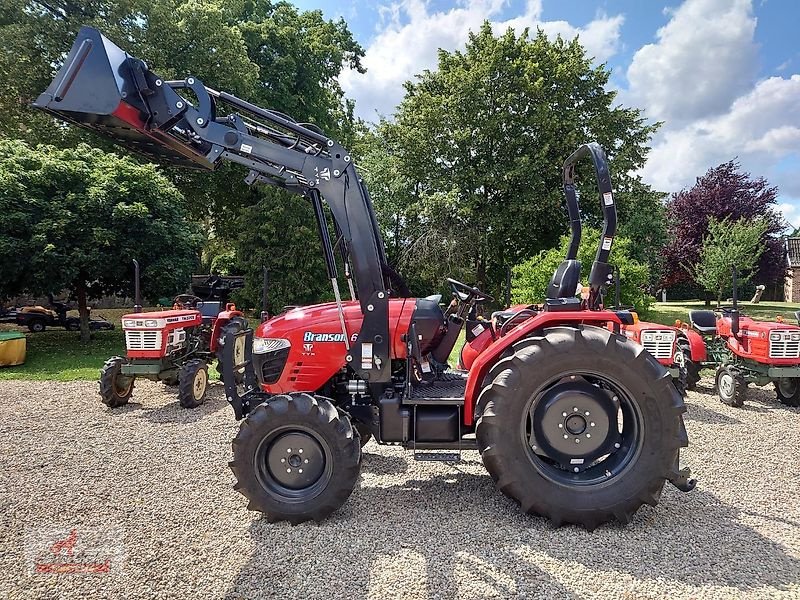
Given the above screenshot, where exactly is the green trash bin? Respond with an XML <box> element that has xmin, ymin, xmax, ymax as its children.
<box><xmin>0</xmin><ymin>331</ymin><xmax>26</xmax><ymax>366</ymax></box>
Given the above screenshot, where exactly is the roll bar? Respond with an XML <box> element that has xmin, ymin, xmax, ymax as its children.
<box><xmin>562</xmin><ymin>143</ymin><xmax>617</xmax><ymax>309</ymax></box>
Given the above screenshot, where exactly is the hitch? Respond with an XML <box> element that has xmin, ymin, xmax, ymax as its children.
<box><xmin>668</xmin><ymin>464</ymin><xmax>697</xmax><ymax>493</ymax></box>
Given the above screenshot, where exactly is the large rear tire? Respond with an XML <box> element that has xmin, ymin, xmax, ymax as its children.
<box><xmin>99</xmin><ymin>357</ymin><xmax>134</xmax><ymax>408</ymax></box>
<box><xmin>774</xmin><ymin>378</ymin><xmax>800</xmax><ymax>407</ymax></box>
<box><xmin>230</xmin><ymin>393</ymin><xmax>361</xmax><ymax>523</ymax></box>
<box><xmin>475</xmin><ymin>325</ymin><xmax>687</xmax><ymax>530</ymax></box>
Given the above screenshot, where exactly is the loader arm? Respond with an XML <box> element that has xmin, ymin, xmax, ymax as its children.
<box><xmin>33</xmin><ymin>26</ymin><xmax>391</xmax><ymax>383</ymax></box>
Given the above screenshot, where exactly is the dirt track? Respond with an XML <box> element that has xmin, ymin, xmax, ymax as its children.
<box><xmin>0</xmin><ymin>378</ymin><xmax>798</xmax><ymax>599</ymax></box>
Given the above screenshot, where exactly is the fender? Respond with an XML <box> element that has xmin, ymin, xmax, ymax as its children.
<box><xmin>681</xmin><ymin>328</ymin><xmax>707</xmax><ymax>362</ymax></box>
<box><xmin>210</xmin><ymin>308</ymin><xmax>245</xmax><ymax>353</ymax></box>
<box><xmin>458</xmin><ymin>327</ymin><xmax>494</xmax><ymax>370</ymax></box>
<box><xmin>463</xmin><ymin>310</ymin><xmax>622</xmax><ymax>426</ymax></box>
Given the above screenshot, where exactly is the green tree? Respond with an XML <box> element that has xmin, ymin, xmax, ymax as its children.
<box><xmin>511</xmin><ymin>228</ymin><xmax>653</xmax><ymax>312</ymax></box>
<box><xmin>693</xmin><ymin>217</ymin><xmax>768</xmax><ymax>307</ymax></box>
<box><xmin>0</xmin><ymin>139</ymin><xmax>202</xmax><ymax>341</ymax></box>
<box><xmin>2</xmin><ymin>1</ymin><xmax>365</xmax><ymax>311</ymax></box>
<box><xmin>362</xmin><ymin>23</ymin><xmax>660</xmax><ymax>298</ymax></box>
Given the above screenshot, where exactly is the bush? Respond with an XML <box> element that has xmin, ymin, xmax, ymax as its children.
<box><xmin>512</xmin><ymin>228</ymin><xmax>653</xmax><ymax>311</ymax></box>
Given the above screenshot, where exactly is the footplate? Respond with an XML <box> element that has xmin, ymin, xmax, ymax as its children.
<box><xmin>219</xmin><ymin>319</ymin><xmax>263</xmax><ymax>419</ymax></box>
<box><xmin>414</xmin><ymin>452</ymin><xmax>460</xmax><ymax>462</ymax></box>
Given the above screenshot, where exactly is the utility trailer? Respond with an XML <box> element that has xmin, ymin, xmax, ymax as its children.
<box><xmin>35</xmin><ymin>26</ymin><xmax>694</xmax><ymax>529</ymax></box>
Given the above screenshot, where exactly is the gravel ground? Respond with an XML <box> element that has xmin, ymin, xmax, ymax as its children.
<box><xmin>0</xmin><ymin>377</ymin><xmax>798</xmax><ymax>600</ymax></box>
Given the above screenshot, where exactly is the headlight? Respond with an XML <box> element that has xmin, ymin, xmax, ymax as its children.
<box><xmin>792</xmin><ymin>333</ymin><xmax>800</xmax><ymax>342</ymax></box>
<box><xmin>144</xmin><ymin>319</ymin><xmax>158</xmax><ymax>327</ymax></box>
<box><xmin>123</xmin><ymin>319</ymin><xmax>136</xmax><ymax>327</ymax></box>
<box><xmin>770</xmin><ymin>332</ymin><xmax>782</xmax><ymax>341</ymax></box>
<box><xmin>252</xmin><ymin>337</ymin><xmax>290</xmax><ymax>354</ymax></box>
<box><xmin>641</xmin><ymin>332</ymin><xmax>653</xmax><ymax>342</ymax></box>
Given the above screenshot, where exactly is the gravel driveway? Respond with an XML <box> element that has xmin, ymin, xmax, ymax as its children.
<box><xmin>0</xmin><ymin>378</ymin><xmax>798</xmax><ymax>599</ymax></box>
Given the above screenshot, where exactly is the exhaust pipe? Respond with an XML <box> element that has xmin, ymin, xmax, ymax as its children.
<box><xmin>731</xmin><ymin>266</ymin><xmax>740</xmax><ymax>335</ymax></box>
<box><xmin>132</xmin><ymin>259</ymin><xmax>142</xmax><ymax>314</ymax></box>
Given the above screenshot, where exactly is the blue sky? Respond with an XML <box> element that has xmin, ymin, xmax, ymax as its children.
<box><xmin>294</xmin><ymin>0</ymin><xmax>800</xmax><ymax>227</ymax></box>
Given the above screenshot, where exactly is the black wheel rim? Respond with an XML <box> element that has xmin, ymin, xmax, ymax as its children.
<box><xmin>778</xmin><ymin>378</ymin><xmax>797</xmax><ymax>397</ymax></box>
<box><xmin>522</xmin><ymin>371</ymin><xmax>643</xmax><ymax>487</ymax></box>
<box><xmin>255</xmin><ymin>426</ymin><xmax>332</xmax><ymax>502</ymax></box>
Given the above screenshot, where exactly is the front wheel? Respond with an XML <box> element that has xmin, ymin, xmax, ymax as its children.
<box><xmin>178</xmin><ymin>359</ymin><xmax>209</xmax><ymax>408</ymax></box>
<box><xmin>229</xmin><ymin>393</ymin><xmax>361</xmax><ymax>523</ymax></box>
<box><xmin>677</xmin><ymin>339</ymin><xmax>700</xmax><ymax>390</ymax></box>
<box><xmin>774</xmin><ymin>378</ymin><xmax>800</xmax><ymax>407</ymax></box>
<box><xmin>715</xmin><ymin>366</ymin><xmax>746</xmax><ymax>407</ymax></box>
<box><xmin>99</xmin><ymin>357</ymin><xmax>134</xmax><ymax>408</ymax></box>
<box><xmin>28</xmin><ymin>319</ymin><xmax>46</xmax><ymax>333</ymax></box>
<box><xmin>475</xmin><ymin>325</ymin><xmax>688</xmax><ymax>530</ymax></box>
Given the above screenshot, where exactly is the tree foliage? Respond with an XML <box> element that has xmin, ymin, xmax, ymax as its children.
<box><xmin>511</xmin><ymin>228</ymin><xmax>653</xmax><ymax>312</ymax></box>
<box><xmin>662</xmin><ymin>160</ymin><xmax>785</xmax><ymax>290</ymax></box>
<box><xmin>0</xmin><ymin>139</ymin><xmax>202</xmax><ymax>340</ymax></box>
<box><xmin>358</xmin><ymin>23</ymin><xmax>661</xmax><ymax>299</ymax></box>
<box><xmin>693</xmin><ymin>217</ymin><xmax>768</xmax><ymax>306</ymax></box>
<box><xmin>1</xmin><ymin>0</ymin><xmax>365</xmax><ymax>312</ymax></box>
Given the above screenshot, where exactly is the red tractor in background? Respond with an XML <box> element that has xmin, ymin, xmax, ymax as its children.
<box><xmin>37</xmin><ymin>26</ymin><xmax>694</xmax><ymax>530</ymax></box>
<box><xmin>678</xmin><ymin>268</ymin><xmax>800</xmax><ymax>407</ymax></box>
<box><xmin>99</xmin><ymin>260</ymin><xmax>245</xmax><ymax>409</ymax></box>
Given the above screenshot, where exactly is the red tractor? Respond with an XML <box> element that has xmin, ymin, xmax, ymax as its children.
<box><xmin>99</xmin><ymin>261</ymin><xmax>245</xmax><ymax>409</ymax></box>
<box><xmin>37</xmin><ymin>26</ymin><xmax>694</xmax><ymax>529</ymax></box>
<box><xmin>678</xmin><ymin>269</ymin><xmax>800</xmax><ymax>407</ymax></box>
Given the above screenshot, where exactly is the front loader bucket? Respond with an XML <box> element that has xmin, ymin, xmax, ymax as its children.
<box><xmin>33</xmin><ymin>26</ymin><xmax>213</xmax><ymax>168</ymax></box>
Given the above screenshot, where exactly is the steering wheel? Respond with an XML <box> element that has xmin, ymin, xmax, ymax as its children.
<box><xmin>447</xmin><ymin>278</ymin><xmax>493</xmax><ymax>304</ymax></box>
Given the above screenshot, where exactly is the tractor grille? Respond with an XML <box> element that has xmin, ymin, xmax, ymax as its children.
<box><xmin>640</xmin><ymin>330</ymin><xmax>676</xmax><ymax>360</ymax></box>
<box><xmin>125</xmin><ymin>330</ymin><xmax>162</xmax><ymax>351</ymax></box>
<box><xmin>258</xmin><ymin>347</ymin><xmax>290</xmax><ymax>384</ymax></box>
<box><xmin>769</xmin><ymin>331</ymin><xmax>800</xmax><ymax>359</ymax></box>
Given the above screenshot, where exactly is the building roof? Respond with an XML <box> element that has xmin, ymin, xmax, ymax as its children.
<box><xmin>787</xmin><ymin>238</ymin><xmax>800</xmax><ymax>268</ymax></box>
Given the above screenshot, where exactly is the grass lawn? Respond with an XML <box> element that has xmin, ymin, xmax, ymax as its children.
<box><xmin>644</xmin><ymin>300</ymin><xmax>800</xmax><ymax>327</ymax></box>
<box><xmin>4</xmin><ymin>301</ymin><xmax>799</xmax><ymax>381</ymax></box>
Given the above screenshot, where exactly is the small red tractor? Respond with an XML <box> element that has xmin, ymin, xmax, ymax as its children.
<box><xmin>37</xmin><ymin>27</ymin><xmax>694</xmax><ymax>529</ymax></box>
<box><xmin>99</xmin><ymin>260</ymin><xmax>245</xmax><ymax>409</ymax></box>
<box><xmin>677</xmin><ymin>268</ymin><xmax>800</xmax><ymax>407</ymax></box>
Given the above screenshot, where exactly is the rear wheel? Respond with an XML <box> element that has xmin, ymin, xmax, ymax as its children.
<box><xmin>774</xmin><ymin>378</ymin><xmax>800</xmax><ymax>407</ymax></box>
<box><xmin>229</xmin><ymin>393</ymin><xmax>361</xmax><ymax>523</ymax></box>
<box><xmin>178</xmin><ymin>359</ymin><xmax>208</xmax><ymax>408</ymax></box>
<box><xmin>99</xmin><ymin>357</ymin><xmax>134</xmax><ymax>408</ymax></box>
<box><xmin>475</xmin><ymin>325</ymin><xmax>687</xmax><ymax>530</ymax></box>
<box><xmin>28</xmin><ymin>319</ymin><xmax>46</xmax><ymax>333</ymax></box>
<box><xmin>715</xmin><ymin>366</ymin><xmax>746</xmax><ymax>407</ymax></box>
<box><xmin>677</xmin><ymin>339</ymin><xmax>700</xmax><ymax>390</ymax></box>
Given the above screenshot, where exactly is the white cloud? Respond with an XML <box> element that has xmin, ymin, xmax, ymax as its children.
<box><xmin>640</xmin><ymin>74</ymin><xmax>800</xmax><ymax>197</ymax></box>
<box><xmin>624</xmin><ymin>0</ymin><xmax>758</xmax><ymax>126</ymax></box>
<box><xmin>341</xmin><ymin>0</ymin><xmax>624</xmax><ymax>121</ymax></box>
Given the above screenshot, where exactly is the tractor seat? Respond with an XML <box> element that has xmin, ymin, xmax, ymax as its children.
<box><xmin>689</xmin><ymin>310</ymin><xmax>717</xmax><ymax>335</ymax></box>
<box><xmin>547</xmin><ymin>259</ymin><xmax>581</xmax><ymax>300</ymax></box>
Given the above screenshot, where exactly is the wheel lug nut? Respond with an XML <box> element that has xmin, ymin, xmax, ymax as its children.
<box><xmin>586</xmin><ymin>433</ymin><xmax>591</xmax><ymax>438</ymax></box>
<box><xmin>563</xmin><ymin>434</ymin><xmax>568</xmax><ymax>439</ymax></box>
<box><xmin>286</xmin><ymin>448</ymin><xmax>292</xmax><ymax>453</ymax></box>
<box><xmin>590</xmin><ymin>422</ymin><xmax>595</xmax><ymax>427</ymax></box>
<box><xmin>562</xmin><ymin>412</ymin><xmax>567</xmax><ymax>417</ymax></box>
<box><xmin>575</xmin><ymin>438</ymin><xmax>580</xmax><ymax>444</ymax></box>
<box><xmin>299</xmin><ymin>469</ymin><xmax>303</xmax><ymax>473</ymax></box>
<box><xmin>281</xmin><ymin>458</ymin><xmax>286</xmax><ymax>463</ymax></box>
<box><xmin>573</xmin><ymin>467</ymin><xmax>580</xmax><ymax>473</ymax></box>
<box><xmin>572</xmin><ymin>407</ymin><xmax>578</xmax><ymax>412</ymax></box>
<box><xmin>286</xmin><ymin>468</ymin><xmax>291</xmax><ymax>473</ymax></box>
<box><xmin>614</xmin><ymin>442</ymin><xmax>620</xmax><ymax>448</ymax></box>
<box><xmin>558</xmin><ymin>424</ymin><xmax>563</xmax><ymax>428</ymax></box>
<box><xmin>304</xmin><ymin>459</ymin><xmax>309</xmax><ymax>463</ymax></box>
<box><xmin>584</xmin><ymin>411</ymin><xmax>590</xmax><ymax>416</ymax></box>
<box><xmin>299</xmin><ymin>449</ymin><xmax>303</xmax><ymax>454</ymax></box>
